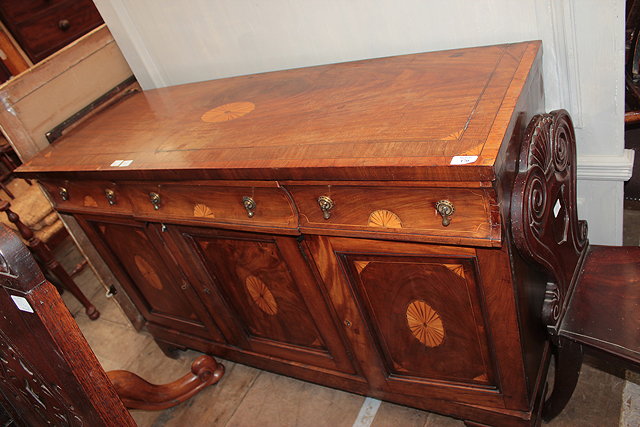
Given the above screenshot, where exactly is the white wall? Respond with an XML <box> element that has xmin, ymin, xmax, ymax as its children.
<box><xmin>93</xmin><ymin>0</ymin><xmax>632</xmax><ymax>245</ymax></box>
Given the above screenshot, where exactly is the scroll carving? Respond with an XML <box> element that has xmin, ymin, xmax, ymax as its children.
<box><xmin>0</xmin><ymin>329</ymin><xmax>84</xmax><ymax>426</ymax></box>
<box><xmin>511</xmin><ymin>110</ymin><xmax>588</xmax><ymax>334</ymax></box>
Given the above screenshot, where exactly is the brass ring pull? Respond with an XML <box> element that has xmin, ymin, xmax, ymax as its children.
<box><xmin>59</xmin><ymin>187</ymin><xmax>69</xmax><ymax>201</ymax></box>
<box><xmin>149</xmin><ymin>192</ymin><xmax>161</xmax><ymax>210</ymax></box>
<box><xmin>104</xmin><ymin>189</ymin><xmax>116</xmax><ymax>205</ymax></box>
<box><xmin>435</xmin><ymin>200</ymin><xmax>455</xmax><ymax>226</ymax></box>
<box><xmin>243</xmin><ymin>196</ymin><xmax>256</xmax><ymax>218</ymax></box>
<box><xmin>318</xmin><ymin>196</ymin><xmax>334</xmax><ymax>220</ymax></box>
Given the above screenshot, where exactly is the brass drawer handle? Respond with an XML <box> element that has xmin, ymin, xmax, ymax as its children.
<box><xmin>318</xmin><ymin>196</ymin><xmax>334</xmax><ymax>220</ymax></box>
<box><xmin>149</xmin><ymin>192</ymin><xmax>161</xmax><ymax>210</ymax></box>
<box><xmin>59</xmin><ymin>187</ymin><xmax>69</xmax><ymax>201</ymax></box>
<box><xmin>105</xmin><ymin>189</ymin><xmax>116</xmax><ymax>205</ymax></box>
<box><xmin>435</xmin><ymin>200</ymin><xmax>455</xmax><ymax>226</ymax></box>
<box><xmin>242</xmin><ymin>196</ymin><xmax>256</xmax><ymax>218</ymax></box>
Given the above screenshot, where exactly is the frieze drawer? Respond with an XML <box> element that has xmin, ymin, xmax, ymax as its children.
<box><xmin>40</xmin><ymin>180</ymin><xmax>133</xmax><ymax>215</ymax></box>
<box><xmin>287</xmin><ymin>185</ymin><xmax>501</xmax><ymax>247</ymax></box>
<box><xmin>122</xmin><ymin>182</ymin><xmax>298</xmax><ymax>233</ymax></box>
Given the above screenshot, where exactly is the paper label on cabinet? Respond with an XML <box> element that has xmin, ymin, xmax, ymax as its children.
<box><xmin>450</xmin><ymin>156</ymin><xmax>478</xmax><ymax>165</ymax></box>
<box><xmin>10</xmin><ymin>295</ymin><xmax>33</xmax><ymax>313</ymax></box>
<box><xmin>110</xmin><ymin>160</ymin><xmax>124</xmax><ymax>167</ymax></box>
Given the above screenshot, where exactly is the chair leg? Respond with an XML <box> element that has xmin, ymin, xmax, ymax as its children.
<box><xmin>542</xmin><ymin>337</ymin><xmax>584</xmax><ymax>421</ymax></box>
<box><xmin>0</xmin><ymin>200</ymin><xmax>100</xmax><ymax>320</ymax></box>
<box><xmin>0</xmin><ymin>182</ymin><xmax>13</xmax><ymax>199</ymax></box>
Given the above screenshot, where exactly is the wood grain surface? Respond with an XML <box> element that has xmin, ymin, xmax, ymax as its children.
<box><xmin>561</xmin><ymin>245</ymin><xmax>640</xmax><ymax>365</ymax></box>
<box><xmin>18</xmin><ymin>41</ymin><xmax>541</xmax><ymax>182</ymax></box>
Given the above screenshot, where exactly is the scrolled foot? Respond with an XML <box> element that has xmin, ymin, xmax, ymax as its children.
<box><xmin>107</xmin><ymin>355</ymin><xmax>224</xmax><ymax>411</ymax></box>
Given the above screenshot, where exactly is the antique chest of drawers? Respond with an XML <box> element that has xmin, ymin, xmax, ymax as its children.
<box><xmin>19</xmin><ymin>41</ymin><xmax>552</xmax><ymax>425</ymax></box>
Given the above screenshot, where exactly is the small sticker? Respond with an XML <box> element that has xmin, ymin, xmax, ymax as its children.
<box><xmin>119</xmin><ymin>160</ymin><xmax>133</xmax><ymax>167</ymax></box>
<box><xmin>553</xmin><ymin>199</ymin><xmax>561</xmax><ymax>217</ymax></box>
<box><xmin>450</xmin><ymin>156</ymin><xmax>478</xmax><ymax>165</ymax></box>
<box><xmin>110</xmin><ymin>160</ymin><xmax>124</xmax><ymax>167</ymax></box>
<box><xmin>10</xmin><ymin>295</ymin><xmax>33</xmax><ymax>313</ymax></box>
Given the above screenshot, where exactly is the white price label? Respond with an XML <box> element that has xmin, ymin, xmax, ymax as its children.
<box><xmin>450</xmin><ymin>156</ymin><xmax>478</xmax><ymax>165</ymax></box>
<box><xmin>11</xmin><ymin>295</ymin><xmax>33</xmax><ymax>313</ymax></box>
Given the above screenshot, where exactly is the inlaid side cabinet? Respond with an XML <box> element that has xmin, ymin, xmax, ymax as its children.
<box><xmin>19</xmin><ymin>41</ymin><xmax>565</xmax><ymax>425</ymax></box>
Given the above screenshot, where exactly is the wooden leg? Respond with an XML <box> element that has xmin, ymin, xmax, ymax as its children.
<box><xmin>0</xmin><ymin>200</ymin><xmax>100</xmax><ymax>320</ymax></box>
<box><xmin>107</xmin><ymin>355</ymin><xmax>224</xmax><ymax>410</ymax></box>
<box><xmin>542</xmin><ymin>337</ymin><xmax>583</xmax><ymax>421</ymax></box>
<box><xmin>69</xmin><ymin>259</ymin><xmax>88</xmax><ymax>277</ymax></box>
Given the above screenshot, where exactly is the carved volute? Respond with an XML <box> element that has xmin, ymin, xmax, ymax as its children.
<box><xmin>511</xmin><ymin>110</ymin><xmax>589</xmax><ymax>334</ymax></box>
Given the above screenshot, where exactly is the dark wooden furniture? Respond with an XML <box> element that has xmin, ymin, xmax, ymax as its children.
<box><xmin>0</xmin><ymin>224</ymin><xmax>224</xmax><ymax>425</ymax></box>
<box><xmin>0</xmin><ymin>0</ymin><xmax>103</xmax><ymax>63</ymax></box>
<box><xmin>17</xmin><ymin>41</ymin><xmax>577</xmax><ymax>425</ymax></box>
<box><xmin>508</xmin><ymin>109</ymin><xmax>640</xmax><ymax>421</ymax></box>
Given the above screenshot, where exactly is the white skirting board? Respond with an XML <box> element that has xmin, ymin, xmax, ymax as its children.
<box><xmin>575</xmin><ymin>149</ymin><xmax>635</xmax><ymax>246</ymax></box>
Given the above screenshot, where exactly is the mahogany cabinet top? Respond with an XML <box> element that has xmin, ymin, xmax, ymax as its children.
<box><xmin>18</xmin><ymin>41</ymin><xmax>541</xmax><ymax>182</ymax></box>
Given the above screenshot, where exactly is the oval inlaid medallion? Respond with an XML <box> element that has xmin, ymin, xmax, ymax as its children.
<box><xmin>368</xmin><ymin>209</ymin><xmax>402</xmax><ymax>228</ymax></box>
<box><xmin>193</xmin><ymin>203</ymin><xmax>214</xmax><ymax>218</ymax></box>
<box><xmin>201</xmin><ymin>101</ymin><xmax>255</xmax><ymax>123</ymax></box>
<box><xmin>134</xmin><ymin>255</ymin><xmax>163</xmax><ymax>290</ymax></box>
<box><xmin>406</xmin><ymin>300</ymin><xmax>445</xmax><ymax>348</ymax></box>
<box><xmin>245</xmin><ymin>275</ymin><xmax>278</xmax><ymax>315</ymax></box>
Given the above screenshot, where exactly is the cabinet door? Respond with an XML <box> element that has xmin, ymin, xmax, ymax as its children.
<box><xmin>76</xmin><ymin>216</ymin><xmax>224</xmax><ymax>342</ymax></box>
<box><xmin>307</xmin><ymin>236</ymin><xmax>503</xmax><ymax>406</ymax></box>
<box><xmin>169</xmin><ymin>225</ymin><xmax>357</xmax><ymax>376</ymax></box>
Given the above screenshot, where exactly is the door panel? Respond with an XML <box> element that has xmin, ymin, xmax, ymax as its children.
<box><xmin>76</xmin><ymin>216</ymin><xmax>223</xmax><ymax>342</ymax></box>
<box><xmin>307</xmin><ymin>236</ymin><xmax>503</xmax><ymax>405</ymax></box>
<box><xmin>171</xmin><ymin>225</ymin><xmax>358</xmax><ymax>375</ymax></box>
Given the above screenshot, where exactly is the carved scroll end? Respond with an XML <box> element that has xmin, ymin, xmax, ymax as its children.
<box><xmin>542</xmin><ymin>281</ymin><xmax>561</xmax><ymax>335</ymax></box>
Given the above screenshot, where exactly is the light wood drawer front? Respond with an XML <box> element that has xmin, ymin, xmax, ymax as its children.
<box><xmin>288</xmin><ymin>186</ymin><xmax>500</xmax><ymax>246</ymax></box>
<box><xmin>123</xmin><ymin>183</ymin><xmax>298</xmax><ymax>230</ymax></box>
<box><xmin>40</xmin><ymin>180</ymin><xmax>132</xmax><ymax>214</ymax></box>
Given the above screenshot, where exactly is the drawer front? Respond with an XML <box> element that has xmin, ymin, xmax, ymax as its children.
<box><xmin>11</xmin><ymin>0</ymin><xmax>103</xmax><ymax>62</ymax></box>
<box><xmin>40</xmin><ymin>180</ymin><xmax>133</xmax><ymax>215</ymax></box>
<box><xmin>123</xmin><ymin>183</ymin><xmax>298</xmax><ymax>231</ymax></box>
<box><xmin>287</xmin><ymin>185</ymin><xmax>499</xmax><ymax>246</ymax></box>
<box><xmin>0</xmin><ymin>0</ymin><xmax>69</xmax><ymax>23</ymax></box>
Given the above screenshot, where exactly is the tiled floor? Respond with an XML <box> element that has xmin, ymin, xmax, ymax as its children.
<box><xmin>5</xmin><ymin>177</ymin><xmax>635</xmax><ymax>426</ymax></box>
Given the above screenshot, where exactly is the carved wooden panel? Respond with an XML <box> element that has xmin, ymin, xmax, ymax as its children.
<box><xmin>0</xmin><ymin>328</ymin><xmax>85</xmax><ymax>426</ymax></box>
<box><xmin>77</xmin><ymin>216</ymin><xmax>222</xmax><ymax>341</ymax></box>
<box><xmin>0</xmin><ymin>225</ymin><xmax>133</xmax><ymax>425</ymax></box>
<box><xmin>173</xmin><ymin>226</ymin><xmax>357</xmax><ymax>374</ymax></box>
<box><xmin>511</xmin><ymin>110</ymin><xmax>588</xmax><ymax>333</ymax></box>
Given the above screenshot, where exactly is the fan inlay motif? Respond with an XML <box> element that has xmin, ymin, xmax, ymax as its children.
<box><xmin>201</xmin><ymin>102</ymin><xmax>255</xmax><ymax>123</ymax></box>
<box><xmin>406</xmin><ymin>300</ymin><xmax>445</xmax><ymax>348</ymax></box>
<box><xmin>193</xmin><ymin>203</ymin><xmax>214</xmax><ymax>218</ymax></box>
<box><xmin>245</xmin><ymin>275</ymin><xmax>278</xmax><ymax>315</ymax></box>
<box><xmin>368</xmin><ymin>210</ymin><xmax>402</xmax><ymax>228</ymax></box>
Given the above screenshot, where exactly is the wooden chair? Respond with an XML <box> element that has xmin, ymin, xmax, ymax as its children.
<box><xmin>510</xmin><ymin>110</ymin><xmax>640</xmax><ymax>420</ymax></box>
<box><xmin>0</xmin><ymin>224</ymin><xmax>225</xmax><ymax>425</ymax></box>
<box><xmin>0</xmin><ymin>196</ymin><xmax>100</xmax><ymax>319</ymax></box>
